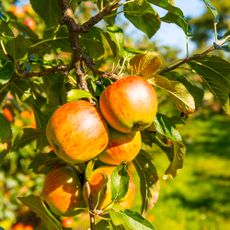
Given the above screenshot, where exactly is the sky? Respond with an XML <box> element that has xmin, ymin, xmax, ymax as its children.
<box><xmin>153</xmin><ymin>0</ymin><xmax>206</xmax><ymax>56</ymax></box>
<box><xmin>17</xmin><ymin>0</ymin><xmax>207</xmax><ymax>56</ymax></box>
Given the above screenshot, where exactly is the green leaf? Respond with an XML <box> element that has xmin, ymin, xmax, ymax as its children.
<box><xmin>128</xmin><ymin>51</ymin><xmax>162</xmax><ymax>77</ymax></box>
<box><xmin>29</xmin><ymin>152</ymin><xmax>63</xmax><ymax>174</ymax></box>
<box><xmin>134</xmin><ymin>151</ymin><xmax>159</xmax><ymax>214</ymax></box>
<box><xmin>202</xmin><ymin>0</ymin><xmax>219</xmax><ymax>23</ymax></box>
<box><xmin>30</xmin><ymin>0</ymin><xmax>61</xmax><ymax>28</ymax></box>
<box><xmin>111</xmin><ymin>164</ymin><xmax>130</xmax><ymax>202</ymax></box>
<box><xmin>0</xmin><ymin>61</ymin><xmax>14</xmax><ymax>84</ymax></box>
<box><xmin>43</xmin><ymin>73</ymin><xmax>66</xmax><ymax>106</ymax></box>
<box><xmin>148</xmin><ymin>0</ymin><xmax>191</xmax><ymax>35</ymax></box>
<box><xmin>124</xmin><ymin>1</ymin><xmax>160</xmax><ymax>38</ymax></box>
<box><xmin>85</xmin><ymin>160</ymin><xmax>96</xmax><ymax>181</ymax></box>
<box><xmin>12</xmin><ymin>128</ymin><xmax>45</xmax><ymax>151</ymax></box>
<box><xmin>161</xmin><ymin>12</ymin><xmax>191</xmax><ymax>36</ymax></box>
<box><xmin>148</xmin><ymin>74</ymin><xmax>196</xmax><ymax>114</ymax></box>
<box><xmin>164</xmin><ymin>71</ymin><xmax>204</xmax><ymax>108</ymax></box>
<box><xmin>189</xmin><ymin>55</ymin><xmax>230</xmax><ymax>113</ymax></box>
<box><xmin>0</xmin><ymin>113</ymin><xmax>12</xmax><ymax>141</ymax></box>
<box><xmin>81</xmin><ymin>27</ymin><xmax>105</xmax><ymax>61</ymax></box>
<box><xmin>110</xmin><ymin>209</ymin><xmax>155</xmax><ymax>230</ymax></box>
<box><xmin>67</xmin><ymin>89</ymin><xmax>94</xmax><ymax>102</ymax></box>
<box><xmin>103</xmin><ymin>25</ymin><xmax>124</xmax><ymax>57</ymax></box>
<box><xmin>153</xmin><ymin>114</ymin><xmax>186</xmax><ymax>178</ymax></box>
<box><xmin>5</xmin><ymin>35</ymin><xmax>32</xmax><ymax>59</ymax></box>
<box><xmin>19</xmin><ymin>195</ymin><xmax>62</xmax><ymax>230</ymax></box>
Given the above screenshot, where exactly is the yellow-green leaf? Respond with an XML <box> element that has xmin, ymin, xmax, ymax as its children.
<box><xmin>148</xmin><ymin>75</ymin><xmax>195</xmax><ymax>114</ymax></box>
<box><xmin>128</xmin><ymin>52</ymin><xmax>162</xmax><ymax>78</ymax></box>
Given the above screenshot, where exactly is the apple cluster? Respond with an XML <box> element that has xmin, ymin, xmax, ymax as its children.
<box><xmin>43</xmin><ymin>76</ymin><xmax>158</xmax><ymax>216</ymax></box>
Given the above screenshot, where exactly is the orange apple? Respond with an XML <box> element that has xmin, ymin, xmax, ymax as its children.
<box><xmin>23</xmin><ymin>17</ymin><xmax>36</xmax><ymax>31</ymax></box>
<box><xmin>85</xmin><ymin>166</ymin><xmax>135</xmax><ymax>211</ymax></box>
<box><xmin>99</xmin><ymin>76</ymin><xmax>158</xmax><ymax>133</ymax></box>
<box><xmin>46</xmin><ymin>100</ymin><xmax>109</xmax><ymax>164</ymax></box>
<box><xmin>99</xmin><ymin>128</ymin><xmax>142</xmax><ymax>165</ymax></box>
<box><xmin>42</xmin><ymin>166</ymin><xmax>84</xmax><ymax>216</ymax></box>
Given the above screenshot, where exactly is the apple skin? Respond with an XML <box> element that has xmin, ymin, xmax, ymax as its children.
<box><xmin>42</xmin><ymin>166</ymin><xmax>84</xmax><ymax>216</ymax></box>
<box><xmin>99</xmin><ymin>128</ymin><xmax>142</xmax><ymax>165</ymax></box>
<box><xmin>46</xmin><ymin>100</ymin><xmax>109</xmax><ymax>164</ymax></box>
<box><xmin>23</xmin><ymin>17</ymin><xmax>36</xmax><ymax>31</ymax></box>
<box><xmin>85</xmin><ymin>166</ymin><xmax>135</xmax><ymax>210</ymax></box>
<box><xmin>99</xmin><ymin>76</ymin><xmax>158</xmax><ymax>133</ymax></box>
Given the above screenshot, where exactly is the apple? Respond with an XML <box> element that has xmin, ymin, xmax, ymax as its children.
<box><xmin>99</xmin><ymin>128</ymin><xmax>142</xmax><ymax>165</ymax></box>
<box><xmin>46</xmin><ymin>100</ymin><xmax>109</xmax><ymax>164</ymax></box>
<box><xmin>85</xmin><ymin>166</ymin><xmax>135</xmax><ymax>211</ymax></box>
<box><xmin>99</xmin><ymin>76</ymin><xmax>158</xmax><ymax>133</ymax></box>
<box><xmin>23</xmin><ymin>17</ymin><xmax>36</xmax><ymax>31</ymax></box>
<box><xmin>42</xmin><ymin>166</ymin><xmax>84</xmax><ymax>216</ymax></box>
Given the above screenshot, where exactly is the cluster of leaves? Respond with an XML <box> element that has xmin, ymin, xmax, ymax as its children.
<box><xmin>0</xmin><ymin>0</ymin><xmax>230</xmax><ymax>229</ymax></box>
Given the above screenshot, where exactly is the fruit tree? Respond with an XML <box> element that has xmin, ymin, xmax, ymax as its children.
<box><xmin>0</xmin><ymin>0</ymin><xmax>230</xmax><ymax>229</ymax></box>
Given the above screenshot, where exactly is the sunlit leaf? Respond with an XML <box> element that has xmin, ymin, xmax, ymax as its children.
<box><xmin>134</xmin><ymin>151</ymin><xmax>159</xmax><ymax>213</ymax></box>
<box><xmin>110</xmin><ymin>209</ymin><xmax>155</xmax><ymax>230</ymax></box>
<box><xmin>148</xmin><ymin>74</ymin><xmax>196</xmax><ymax>114</ymax></box>
<box><xmin>149</xmin><ymin>0</ymin><xmax>191</xmax><ymax>35</ymax></box>
<box><xmin>111</xmin><ymin>164</ymin><xmax>130</xmax><ymax>202</ymax></box>
<box><xmin>67</xmin><ymin>89</ymin><xmax>94</xmax><ymax>102</ymax></box>
<box><xmin>103</xmin><ymin>25</ymin><xmax>124</xmax><ymax>57</ymax></box>
<box><xmin>128</xmin><ymin>52</ymin><xmax>162</xmax><ymax>78</ymax></box>
<box><xmin>202</xmin><ymin>0</ymin><xmax>219</xmax><ymax>23</ymax></box>
<box><xmin>164</xmin><ymin>71</ymin><xmax>204</xmax><ymax>108</ymax></box>
<box><xmin>124</xmin><ymin>1</ymin><xmax>160</xmax><ymax>38</ymax></box>
<box><xmin>153</xmin><ymin>114</ymin><xmax>186</xmax><ymax>178</ymax></box>
<box><xmin>189</xmin><ymin>55</ymin><xmax>230</xmax><ymax>114</ymax></box>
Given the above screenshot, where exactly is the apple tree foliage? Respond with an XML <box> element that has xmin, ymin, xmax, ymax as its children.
<box><xmin>0</xmin><ymin>0</ymin><xmax>230</xmax><ymax>229</ymax></box>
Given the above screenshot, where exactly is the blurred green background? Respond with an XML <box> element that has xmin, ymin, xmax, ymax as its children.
<box><xmin>147</xmin><ymin>112</ymin><xmax>230</xmax><ymax>230</ymax></box>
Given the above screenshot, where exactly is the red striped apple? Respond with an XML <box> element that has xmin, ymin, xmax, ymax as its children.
<box><xmin>99</xmin><ymin>128</ymin><xmax>142</xmax><ymax>165</ymax></box>
<box><xmin>42</xmin><ymin>166</ymin><xmax>84</xmax><ymax>216</ymax></box>
<box><xmin>46</xmin><ymin>100</ymin><xmax>109</xmax><ymax>164</ymax></box>
<box><xmin>99</xmin><ymin>76</ymin><xmax>158</xmax><ymax>133</ymax></box>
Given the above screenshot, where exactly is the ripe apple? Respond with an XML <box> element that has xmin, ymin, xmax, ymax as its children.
<box><xmin>2</xmin><ymin>106</ymin><xmax>14</xmax><ymax>122</ymax></box>
<box><xmin>42</xmin><ymin>166</ymin><xmax>84</xmax><ymax>216</ymax></box>
<box><xmin>24</xmin><ymin>225</ymin><xmax>33</xmax><ymax>230</ymax></box>
<box><xmin>99</xmin><ymin>76</ymin><xmax>158</xmax><ymax>133</ymax></box>
<box><xmin>13</xmin><ymin>223</ymin><xmax>24</xmax><ymax>230</ymax></box>
<box><xmin>99</xmin><ymin>128</ymin><xmax>142</xmax><ymax>165</ymax></box>
<box><xmin>85</xmin><ymin>166</ymin><xmax>135</xmax><ymax>210</ymax></box>
<box><xmin>23</xmin><ymin>17</ymin><xmax>36</xmax><ymax>31</ymax></box>
<box><xmin>46</xmin><ymin>100</ymin><xmax>109</xmax><ymax>164</ymax></box>
<box><xmin>61</xmin><ymin>217</ymin><xmax>74</xmax><ymax>228</ymax></box>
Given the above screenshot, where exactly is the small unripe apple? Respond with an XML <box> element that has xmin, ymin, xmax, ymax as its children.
<box><xmin>99</xmin><ymin>128</ymin><xmax>142</xmax><ymax>165</ymax></box>
<box><xmin>46</xmin><ymin>100</ymin><xmax>109</xmax><ymax>164</ymax></box>
<box><xmin>99</xmin><ymin>76</ymin><xmax>158</xmax><ymax>133</ymax></box>
<box><xmin>42</xmin><ymin>166</ymin><xmax>84</xmax><ymax>216</ymax></box>
<box><xmin>85</xmin><ymin>166</ymin><xmax>135</xmax><ymax>210</ymax></box>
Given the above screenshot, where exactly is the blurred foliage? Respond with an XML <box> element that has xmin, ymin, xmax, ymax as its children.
<box><xmin>190</xmin><ymin>0</ymin><xmax>230</xmax><ymax>46</ymax></box>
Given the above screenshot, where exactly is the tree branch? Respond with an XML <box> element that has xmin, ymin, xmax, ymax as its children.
<box><xmin>159</xmin><ymin>46</ymin><xmax>214</xmax><ymax>75</ymax></box>
<box><xmin>159</xmin><ymin>38</ymin><xmax>229</xmax><ymax>75</ymax></box>
<box><xmin>85</xmin><ymin>181</ymin><xmax>96</xmax><ymax>230</ymax></box>
<box><xmin>22</xmin><ymin>64</ymin><xmax>69</xmax><ymax>77</ymax></box>
<box><xmin>79</xmin><ymin>0</ymin><xmax>120</xmax><ymax>33</ymax></box>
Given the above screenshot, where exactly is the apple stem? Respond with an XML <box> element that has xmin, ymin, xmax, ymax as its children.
<box><xmin>85</xmin><ymin>181</ymin><xmax>96</xmax><ymax>230</ymax></box>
